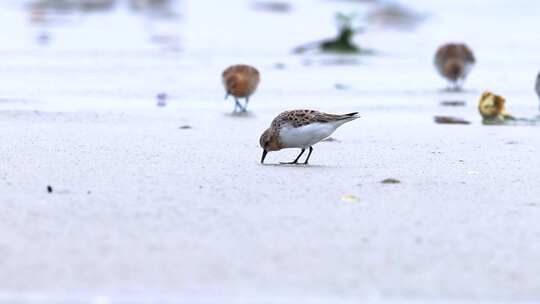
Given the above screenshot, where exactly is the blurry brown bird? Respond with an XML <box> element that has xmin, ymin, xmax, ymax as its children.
<box><xmin>535</xmin><ymin>72</ymin><xmax>540</xmax><ymax>110</ymax></box>
<box><xmin>434</xmin><ymin>43</ymin><xmax>475</xmax><ymax>90</ymax></box>
<box><xmin>222</xmin><ymin>64</ymin><xmax>260</xmax><ymax>113</ymax></box>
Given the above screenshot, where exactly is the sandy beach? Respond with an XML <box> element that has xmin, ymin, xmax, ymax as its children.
<box><xmin>0</xmin><ymin>0</ymin><xmax>539</xmax><ymax>303</ymax></box>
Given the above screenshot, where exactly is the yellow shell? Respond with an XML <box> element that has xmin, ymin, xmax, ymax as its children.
<box><xmin>341</xmin><ymin>195</ymin><xmax>360</xmax><ymax>203</ymax></box>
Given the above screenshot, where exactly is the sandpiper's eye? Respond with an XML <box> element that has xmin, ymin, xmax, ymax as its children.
<box><xmin>264</xmin><ymin>141</ymin><xmax>269</xmax><ymax>146</ymax></box>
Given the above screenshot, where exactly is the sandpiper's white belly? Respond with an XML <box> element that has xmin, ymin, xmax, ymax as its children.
<box><xmin>279</xmin><ymin>123</ymin><xmax>337</xmax><ymax>148</ymax></box>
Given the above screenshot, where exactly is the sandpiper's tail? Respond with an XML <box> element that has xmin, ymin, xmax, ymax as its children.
<box><xmin>339</xmin><ymin>112</ymin><xmax>361</xmax><ymax>120</ymax></box>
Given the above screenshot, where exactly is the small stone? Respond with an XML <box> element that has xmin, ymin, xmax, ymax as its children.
<box><xmin>334</xmin><ymin>83</ymin><xmax>348</xmax><ymax>90</ymax></box>
<box><xmin>381</xmin><ymin>178</ymin><xmax>401</xmax><ymax>184</ymax></box>
<box><xmin>157</xmin><ymin>92</ymin><xmax>168</xmax><ymax>100</ymax></box>
<box><xmin>156</xmin><ymin>93</ymin><xmax>168</xmax><ymax>107</ymax></box>
<box><xmin>274</xmin><ymin>62</ymin><xmax>286</xmax><ymax>69</ymax></box>
<box><xmin>179</xmin><ymin>125</ymin><xmax>192</xmax><ymax>129</ymax></box>
<box><xmin>47</xmin><ymin>185</ymin><xmax>53</xmax><ymax>193</ymax></box>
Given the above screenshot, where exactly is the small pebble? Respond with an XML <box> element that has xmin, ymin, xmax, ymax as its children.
<box><xmin>37</xmin><ymin>32</ymin><xmax>50</xmax><ymax>45</ymax></box>
<box><xmin>381</xmin><ymin>178</ymin><xmax>401</xmax><ymax>184</ymax></box>
<box><xmin>179</xmin><ymin>125</ymin><xmax>192</xmax><ymax>129</ymax></box>
<box><xmin>156</xmin><ymin>93</ymin><xmax>168</xmax><ymax>107</ymax></box>
<box><xmin>274</xmin><ymin>62</ymin><xmax>286</xmax><ymax>69</ymax></box>
<box><xmin>334</xmin><ymin>83</ymin><xmax>349</xmax><ymax>90</ymax></box>
<box><xmin>47</xmin><ymin>185</ymin><xmax>53</xmax><ymax>193</ymax></box>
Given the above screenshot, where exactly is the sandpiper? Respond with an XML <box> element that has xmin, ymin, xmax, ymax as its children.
<box><xmin>535</xmin><ymin>72</ymin><xmax>540</xmax><ymax>109</ymax></box>
<box><xmin>222</xmin><ymin>64</ymin><xmax>260</xmax><ymax>113</ymax></box>
<box><xmin>434</xmin><ymin>43</ymin><xmax>475</xmax><ymax>90</ymax></box>
<box><xmin>259</xmin><ymin>110</ymin><xmax>360</xmax><ymax>164</ymax></box>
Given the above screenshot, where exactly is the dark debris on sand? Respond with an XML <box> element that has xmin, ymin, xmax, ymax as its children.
<box><xmin>440</xmin><ymin>100</ymin><xmax>466</xmax><ymax>107</ymax></box>
<box><xmin>434</xmin><ymin>116</ymin><xmax>471</xmax><ymax>125</ymax></box>
<box><xmin>381</xmin><ymin>178</ymin><xmax>401</xmax><ymax>184</ymax></box>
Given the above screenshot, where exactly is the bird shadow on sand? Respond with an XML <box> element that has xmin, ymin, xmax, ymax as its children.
<box><xmin>437</xmin><ymin>87</ymin><xmax>477</xmax><ymax>94</ymax></box>
<box><xmin>260</xmin><ymin>163</ymin><xmax>331</xmax><ymax>169</ymax></box>
<box><xmin>224</xmin><ymin>111</ymin><xmax>256</xmax><ymax>119</ymax></box>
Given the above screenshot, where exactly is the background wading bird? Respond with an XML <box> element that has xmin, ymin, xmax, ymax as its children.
<box><xmin>434</xmin><ymin>43</ymin><xmax>475</xmax><ymax>91</ymax></box>
<box><xmin>222</xmin><ymin>64</ymin><xmax>260</xmax><ymax>113</ymax></box>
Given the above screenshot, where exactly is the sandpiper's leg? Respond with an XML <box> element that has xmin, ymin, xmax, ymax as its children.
<box><xmin>280</xmin><ymin>149</ymin><xmax>305</xmax><ymax>164</ymax></box>
<box><xmin>234</xmin><ymin>98</ymin><xmax>245</xmax><ymax>113</ymax></box>
<box><xmin>303</xmin><ymin>146</ymin><xmax>314</xmax><ymax>164</ymax></box>
<box><xmin>452</xmin><ymin>81</ymin><xmax>462</xmax><ymax>92</ymax></box>
<box><xmin>242</xmin><ymin>97</ymin><xmax>249</xmax><ymax>112</ymax></box>
<box><xmin>458</xmin><ymin>79</ymin><xmax>465</xmax><ymax>90</ymax></box>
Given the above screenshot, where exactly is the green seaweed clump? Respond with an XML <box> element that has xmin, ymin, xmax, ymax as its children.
<box><xmin>293</xmin><ymin>13</ymin><xmax>363</xmax><ymax>54</ymax></box>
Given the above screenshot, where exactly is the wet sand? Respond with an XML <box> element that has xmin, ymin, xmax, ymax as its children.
<box><xmin>0</xmin><ymin>0</ymin><xmax>539</xmax><ymax>303</ymax></box>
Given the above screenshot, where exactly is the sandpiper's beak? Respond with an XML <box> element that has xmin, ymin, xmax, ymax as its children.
<box><xmin>260</xmin><ymin>149</ymin><xmax>268</xmax><ymax>164</ymax></box>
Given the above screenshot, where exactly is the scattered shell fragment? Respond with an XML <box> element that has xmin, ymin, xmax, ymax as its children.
<box><xmin>434</xmin><ymin>116</ymin><xmax>471</xmax><ymax>125</ymax></box>
<box><xmin>341</xmin><ymin>194</ymin><xmax>360</xmax><ymax>202</ymax></box>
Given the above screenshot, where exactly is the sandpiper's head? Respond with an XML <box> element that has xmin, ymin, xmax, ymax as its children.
<box><xmin>259</xmin><ymin>128</ymin><xmax>281</xmax><ymax>163</ymax></box>
<box><xmin>443</xmin><ymin>59</ymin><xmax>464</xmax><ymax>81</ymax></box>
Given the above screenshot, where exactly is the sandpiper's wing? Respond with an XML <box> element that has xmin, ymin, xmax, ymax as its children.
<box><xmin>271</xmin><ymin>110</ymin><xmax>359</xmax><ymax>128</ymax></box>
<box><xmin>459</xmin><ymin>44</ymin><xmax>475</xmax><ymax>64</ymax></box>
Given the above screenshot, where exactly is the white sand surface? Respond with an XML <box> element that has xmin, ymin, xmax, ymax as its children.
<box><xmin>0</xmin><ymin>0</ymin><xmax>539</xmax><ymax>303</ymax></box>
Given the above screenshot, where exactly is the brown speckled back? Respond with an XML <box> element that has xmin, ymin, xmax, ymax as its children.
<box><xmin>271</xmin><ymin>110</ymin><xmax>358</xmax><ymax>128</ymax></box>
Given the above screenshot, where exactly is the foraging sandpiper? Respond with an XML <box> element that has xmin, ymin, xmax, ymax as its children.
<box><xmin>259</xmin><ymin>110</ymin><xmax>360</xmax><ymax>164</ymax></box>
<box><xmin>222</xmin><ymin>64</ymin><xmax>260</xmax><ymax>113</ymax></box>
<box><xmin>434</xmin><ymin>43</ymin><xmax>475</xmax><ymax>90</ymax></box>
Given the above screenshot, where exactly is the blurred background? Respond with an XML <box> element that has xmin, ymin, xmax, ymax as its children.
<box><xmin>1</xmin><ymin>0</ymin><xmax>539</xmax><ymax>115</ymax></box>
<box><xmin>1</xmin><ymin>1</ymin><xmax>540</xmax><ymax>302</ymax></box>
